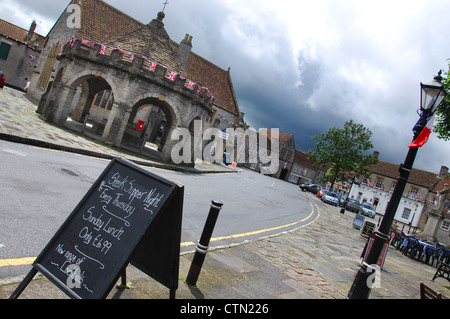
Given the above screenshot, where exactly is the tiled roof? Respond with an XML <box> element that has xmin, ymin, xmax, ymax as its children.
<box><xmin>182</xmin><ymin>47</ymin><xmax>239</xmax><ymax>115</ymax></box>
<box><xmin>106</xmin><ymin>17</ymin><xmax>185</xmax><ymax>73</ymax></box>
<box><xmin>0</xmin><ymin>19</ymin><xmax>45</xmax><ymax>49</ymax></box>
<box><xmin>76</xmin><ymin>0</ymin><xmax>143</xmax><ymax>44</ymax></box>
<box><xmin>370</xmin><ymin>160</ymin><xmax>442</xmax><ymax>190</ymax></box>
<box><xmin>294</xmin><ymin>150</ymin><xmax>315</xmax><ymax>168</ymax></box>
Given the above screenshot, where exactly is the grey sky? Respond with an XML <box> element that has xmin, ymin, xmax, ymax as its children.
<box><xmin>1</xmin><ymin>0</ymin><xmax>449</xmax><ymax>172</ymax></box>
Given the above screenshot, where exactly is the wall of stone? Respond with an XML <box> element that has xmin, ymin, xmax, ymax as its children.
<box><xmin>0</xmin><ymin>36</ymin><xmax>39</xmax><ymax>89</ymax></box>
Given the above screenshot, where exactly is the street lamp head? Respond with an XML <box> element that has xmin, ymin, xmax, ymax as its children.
<box><xmin>420</xmin><ymin>70</ymin><xmax>447</xmax><ymax>114</ymax></box>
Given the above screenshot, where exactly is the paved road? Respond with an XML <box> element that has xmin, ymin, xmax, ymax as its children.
<box><xmin>0</xmin><ymin>139</ymin><xmax>316</xmax><ymax>279</ymax></box>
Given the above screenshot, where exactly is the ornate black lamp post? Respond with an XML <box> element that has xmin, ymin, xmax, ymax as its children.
<box><xmin>347</xmin><ymin>71</ymin><xmax>447</xmax><ymax>299</ymax></box>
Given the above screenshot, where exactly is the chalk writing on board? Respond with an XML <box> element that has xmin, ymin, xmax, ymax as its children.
<box><xmin>25</xmin><ymin>158</ymin><xmax>182</xmax><ymax>299</ymax></box>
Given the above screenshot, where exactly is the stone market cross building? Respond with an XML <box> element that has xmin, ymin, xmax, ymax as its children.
<box><xmin>29</xmin><ymin>0</ymin><xmax>243</xmax><ymax>164</ymax></box>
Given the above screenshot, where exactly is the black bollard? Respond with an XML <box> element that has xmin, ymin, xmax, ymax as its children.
<box><xmin>186</xmin><ymin>200</ymin><xmax>224</xmax><ymax>286</ymax></box>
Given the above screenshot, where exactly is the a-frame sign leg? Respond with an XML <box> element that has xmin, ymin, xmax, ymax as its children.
<box><xmin>9</xmin><ymin>268</ymin><xmax>38</xmax><ymax>299</ymax></box>
<box><xmin>116</xmin><ymin>266</ymin><xmax>130</xmax><ymax>290</ymax></box>
<box><xmin>121</xmin><ymin>267</ymin><xmax>127</xmax><ymax>287</ymax></box>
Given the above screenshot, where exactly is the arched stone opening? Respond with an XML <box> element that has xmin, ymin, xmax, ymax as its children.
<box><xmin>61</xmin><ymin>73</ymin><xmax>115</xmax><ymax>139</ymax></box>
<box><xmin>122</xmin><ymin>97</ymin><xmax>177</xmax><ymax>160</ymax></box>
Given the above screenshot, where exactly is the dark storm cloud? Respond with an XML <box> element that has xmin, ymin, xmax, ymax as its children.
<box><xmin>1</xmin><ymin>0</ymin><xmax>449</xmax><ymax>172</ymax></box>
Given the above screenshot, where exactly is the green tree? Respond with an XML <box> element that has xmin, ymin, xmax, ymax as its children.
<box><xmin>434</xmin><ymin>63</ymin><xmax>450</xmax><ymax>141</ymax></box>
<box><xmin>308</xmin><ymin>120</ymin><xmax>378</xmax><ymax>190</ymax></box>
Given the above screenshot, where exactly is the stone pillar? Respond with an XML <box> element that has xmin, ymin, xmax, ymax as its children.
<box><xmin>160</xmin><ymin>125</ymin><xmax>194</xmax><ymax>166</ymax></box>
<box><xmin>114</xmin><ymin>108</ymin><xmax>131</xmax><ymax>147</ymax></box>
<box><xmin>36</xmin><ymin>81</ymin><xmax>53</xmax><ymax>114</ymax></box>
<box><xmin>43</xmin><ymin>83</ymin><xmax>77</xmax><ymax>125</ymax></box>
<box><xmin>102</xmin><ymin>102</ymin><xmax>124</xmax><ymax>145</ymax></box>
<box><xmin>72</xmin><ymin>90</ymin><xmax>95</xmax><ymax>123</ymax></box>
<box><xmin>422</xmin><ymin>209</ymin><xmax>442</xmax><ymax>241</ymax></box>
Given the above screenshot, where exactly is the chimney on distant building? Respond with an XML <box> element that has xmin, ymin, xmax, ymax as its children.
<box><xmin>438</xmin><ymin>165</ymin><xmax>449</xmax><ymax>178</ymax></box>
<box><xmin>26</xmin><ymin>20</ymin><xmax>37</xmax><ymax>43</ymax></box>
<box><xmin>178</xmin><ymin>34</ymin><xmax>193</xmax><ymax>68</ymax></box>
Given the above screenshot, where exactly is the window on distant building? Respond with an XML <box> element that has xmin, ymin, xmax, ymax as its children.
<box><xmin>93</xmin><ymin>92</ymin><xmax>103</xmax><ymax>106</ymax></box>
<box><xmin>375</xmin><ymin>177</ymin><xmax>384</xmax><ymax>188</ymax></box>
<box><xmin>0</xmin><ymin>42</ymin><xmax>11</xmax><ymax>60</ymax></box>
<box><xmin>441</xmin><ymin>220</ymin><xmax>450</xmax><ymax>232</ymax></box>
<box><xmin>409</xmin><ymin>187</ymin><xmax>419</xmax><ymax>199</ymax></box>
<box><xmin>207</xmin><ymin>108</ymin><xmax>217</xmax><ymax>124</ymax></box>
<box><xmin>402</xmin><ymin>208</ymin><xmax>411</xmax><ymax>220</ymax></box>
<box><xmin>92</xmin><ymin>90</ymin><xmax>114</xmax><ymax>111</ymax></box>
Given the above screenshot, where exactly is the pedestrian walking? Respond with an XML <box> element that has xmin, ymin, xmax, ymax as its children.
<box><xmin>23</xmin><ymin>78</ymin><xmax>30</xmax><ymax>92</ymax></box>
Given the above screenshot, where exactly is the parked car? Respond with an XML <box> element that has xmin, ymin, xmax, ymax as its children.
<box><xmin>360</xmin><ymin>202</ymin><xmax>376</xmax><ymax>218</ymax></box>
<box><xmin>316</xmin><ymin>188</ymin><xmax>327</xmax><ymax>198</ymax></box>
<box><xmin>345</xmin><ymin>199</ymin><xmax>361</xmax><ymax>213</ymax></box>
<box><xmin>0</xmin><ymin>71</ymin><xmax>5</xmax><ymax>88</ymax></box>
<box><xmin>300</xmin><ymin>183</ymin><xmax>322</xmax><ymax>194</ymax></box>
<box><xmin>322</xmin><ymin>191</ymin><xmax>339</xmax><ymax>206</ymax></box>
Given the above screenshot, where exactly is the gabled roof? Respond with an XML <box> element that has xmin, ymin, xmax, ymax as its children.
<box><xmin>0</xmin><ymin>19</ymin><xmax>45</xmax><ymax>49</ymax></box>
<box><xmin>181</xmin><ymin>47</ymin><xmax>239</xmax><ymax>115</ymax></box>
<box><xmin>107</xmin><ymin>14</ymin><xmax>185</xmax><ymax>75</ymax></box>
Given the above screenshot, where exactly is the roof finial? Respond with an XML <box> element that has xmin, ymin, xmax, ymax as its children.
<box><xmin>157</xmin><ymin>11</ymin><xmax>165</xmax><ymax>21</ymax></box>
<box><xmin>162</xmin><ymin>0</ymin><xmax>169</xmax><ymax>12</ymax></box>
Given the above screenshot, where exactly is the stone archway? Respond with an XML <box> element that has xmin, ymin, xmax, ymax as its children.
<box><xmin>41</xmin><ymin>39</ymin><xmax>216</xmax><ymax>164</ymax></box>
<box><xmin>65</xmin><ymin>76</ymin><xmax>114</xmax><ymax>138</ymax></box>
<box><xmin>124</xmin><ymin>96</ymin><xmax>179</xmax><ymax>160</ymax></box>
<box><xmin>42</xmin><ymin>68</ymin><xmax>118</xmax><ymax>134</ymax></box>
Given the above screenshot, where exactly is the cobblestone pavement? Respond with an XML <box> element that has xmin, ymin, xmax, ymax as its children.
<box><xmin>1</xmin><ymin>194</ymin><xmax>448</xmax><ymax>299</ymax></box>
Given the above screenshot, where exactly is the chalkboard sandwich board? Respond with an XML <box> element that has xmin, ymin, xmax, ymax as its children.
<box><xmin>10</xmin><ymin>158</ymin><xmax>184</xmax><ymax>299</ymax></box>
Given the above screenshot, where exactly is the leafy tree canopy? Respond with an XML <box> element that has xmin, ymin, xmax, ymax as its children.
<box><xmin>434</xmin><ymin>63</ymin><xmax>450</xmax><ymax>141</ymax></box>
<box><xmin>308</xmin><ymin>120</ymin><xmax>378</xmax><ymax>188</ymax></box>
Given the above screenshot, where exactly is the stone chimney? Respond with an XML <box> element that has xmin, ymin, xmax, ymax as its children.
<box><xmin>373</xmin><ymin>151</ymin><xmax>379</xmax><ymax>159</ymax></box>
<box><xmin>438</xmin><ymin>165</ymin><xmax>449</xmax><ymax>178</ymax></box>
<box><xmin>25</xmin><ymin>20</ymin><xmax>37</xmax><ymax>43</ymax></box>
<box><xmin>178</xmin><ymin>34</ymin><xmax>193</xmax><ymax>68</ymax></box>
